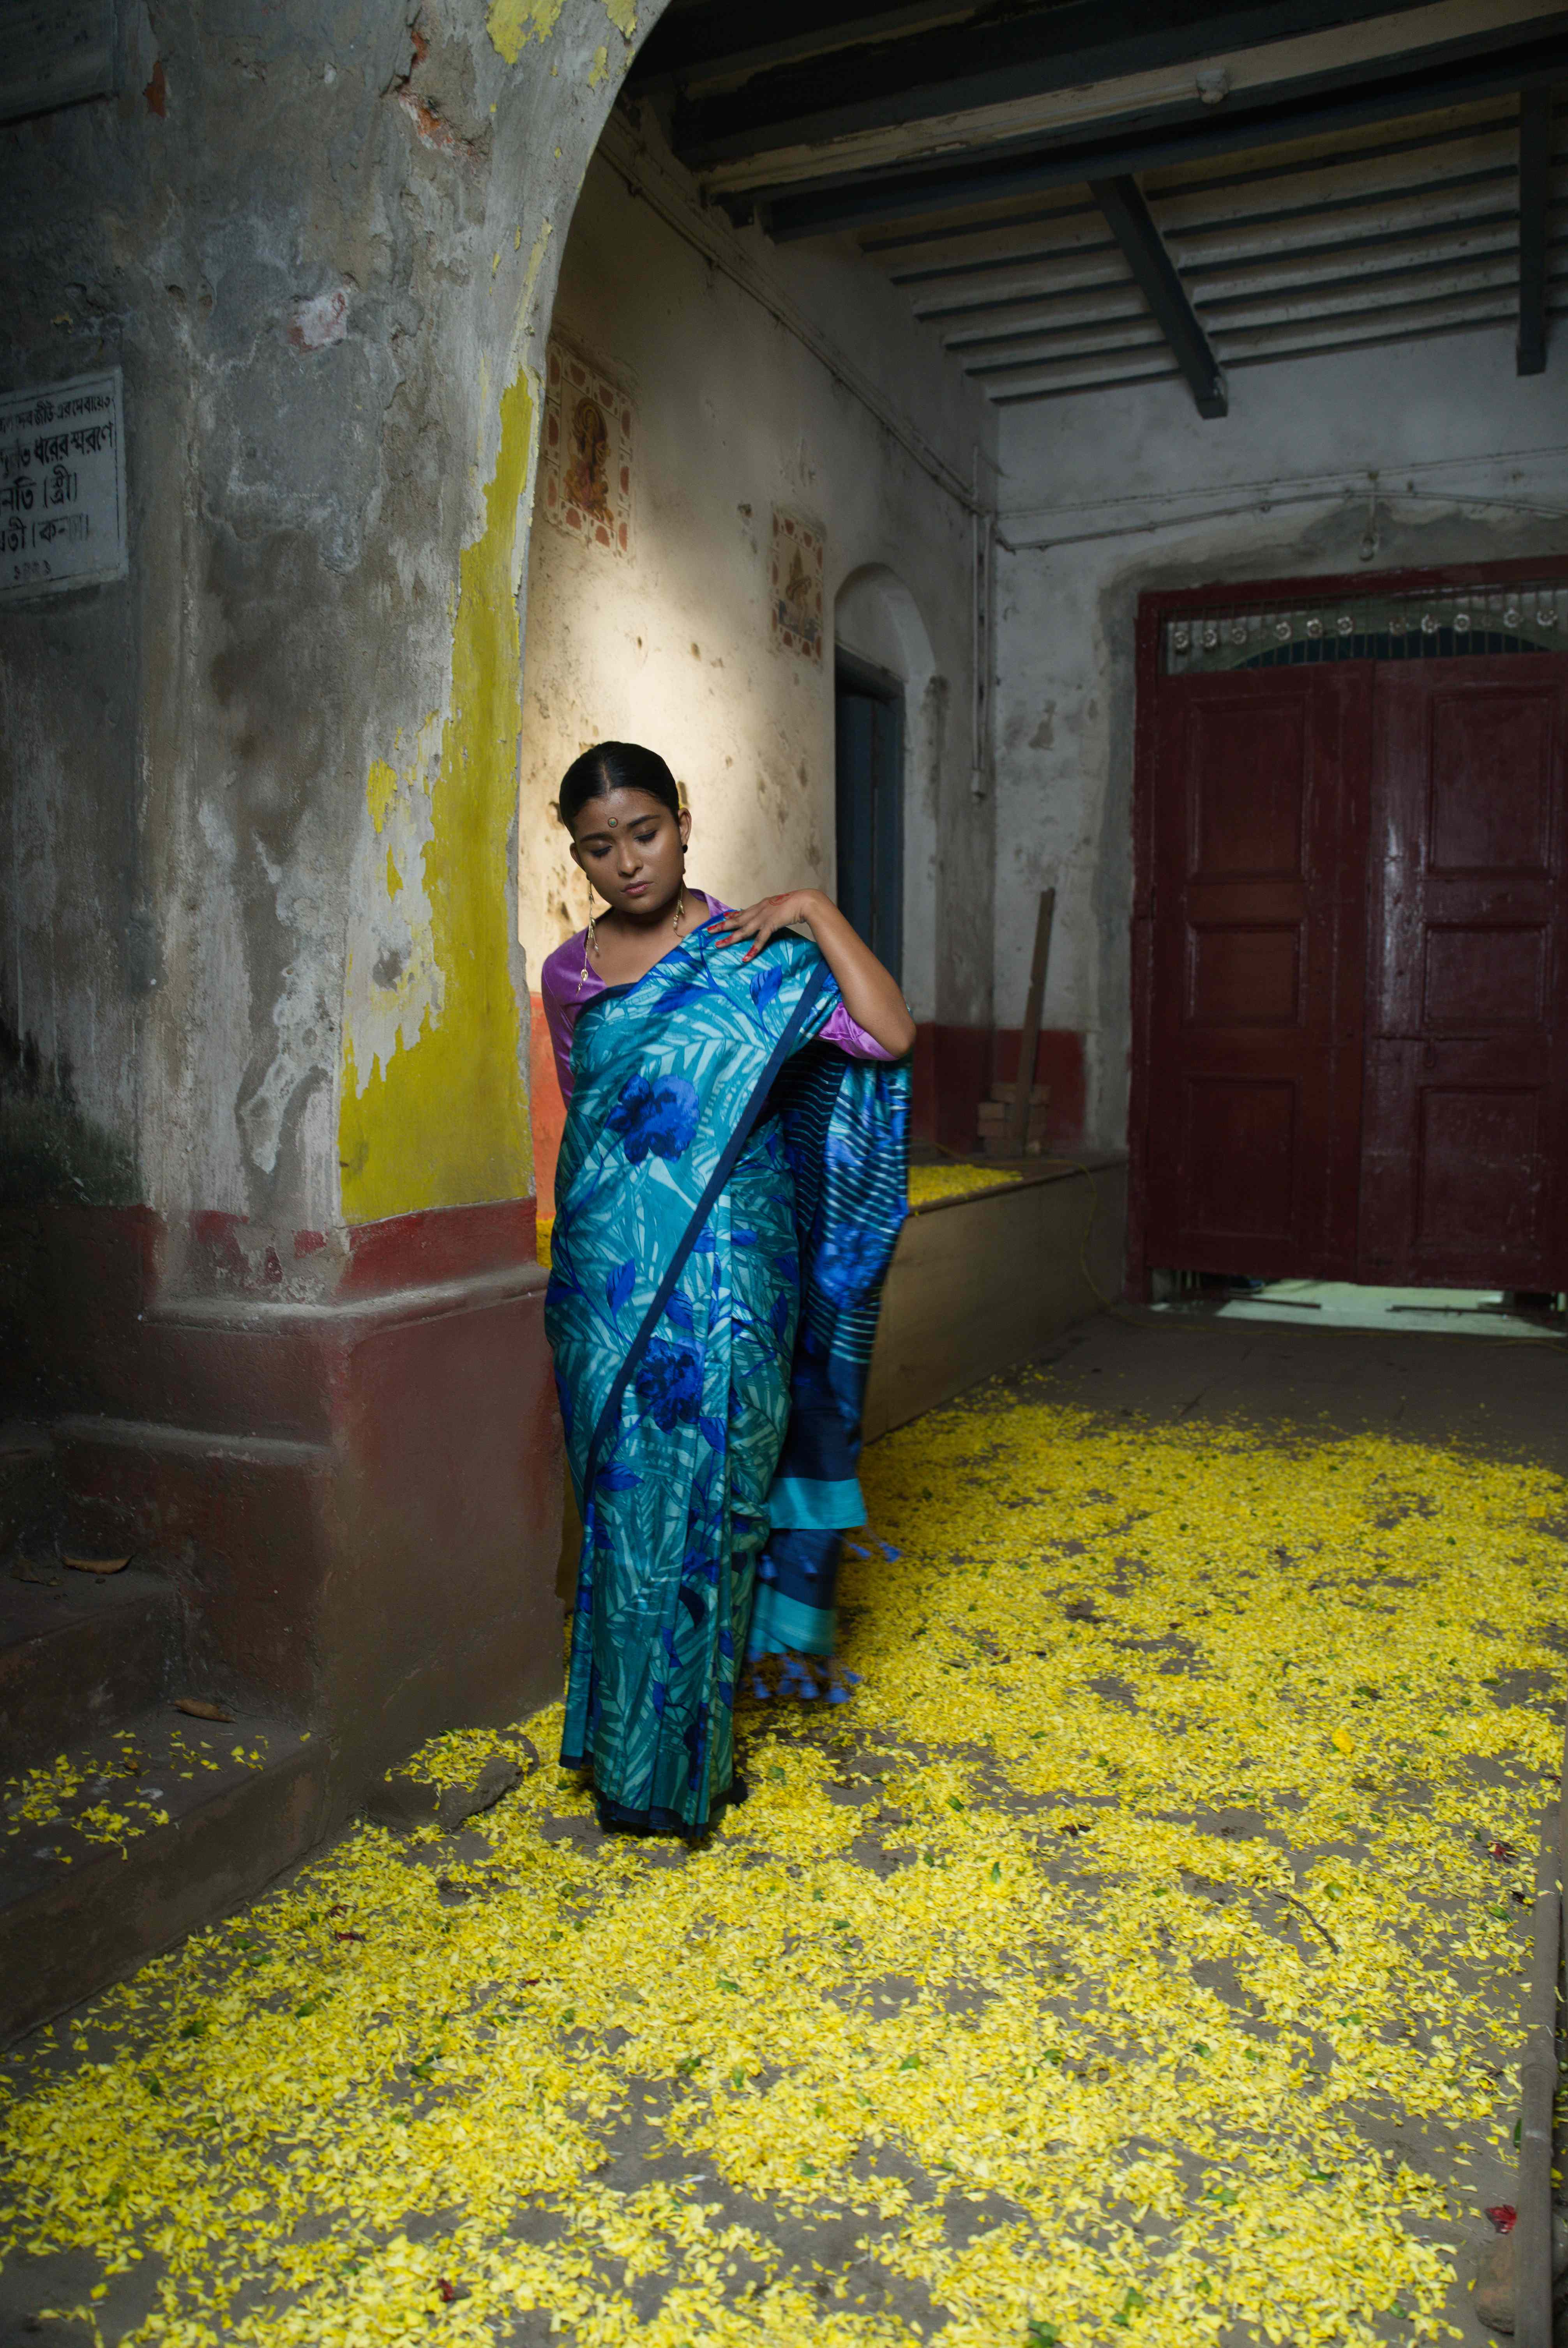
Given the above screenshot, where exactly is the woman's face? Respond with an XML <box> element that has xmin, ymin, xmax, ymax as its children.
<box><xmin>569</xmin><ymin>787</ymin><xmax>690</xmax><ymax>919</ymax></box>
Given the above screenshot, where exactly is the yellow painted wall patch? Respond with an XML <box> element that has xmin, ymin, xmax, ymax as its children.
<box><xmin>486</xmin><ymin>0</ymin><xmax>566</xmax><ymax>65</ymax></box>
<box><xmin>366</xmin><ymin>758</ymin><xmax>397</xmax><ymax>835</ymax></box>
<box><xmin>339</xmin><ymin>374</ymin><xmax>536</xmax><ymax>1225</ymax></box>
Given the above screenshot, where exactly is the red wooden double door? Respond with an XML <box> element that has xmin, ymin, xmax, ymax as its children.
<box><xmin>1141</xmin><ymin>657</ymin><xmax>1568</xmax><ymax>1291</ymax></box>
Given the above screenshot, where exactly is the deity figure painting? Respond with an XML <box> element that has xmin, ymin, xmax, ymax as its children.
<box><xmin>564</xmin><ymin>397</ymin><xmax>611</xmax><ymax>523</ymax></box>
<box><xmin>783</xmin><ymin>546</ymin><xmax>812</xmax><ymax>625</ymax></box>
<box><xmin>770</xmin><ymin>509</ymin><xmax>824</xmax><ymax>659</ymax></box>
<box><xmin>542</xmin><ymin>341</ymin><xmax>632</xmax><ymax>554</ymax></box>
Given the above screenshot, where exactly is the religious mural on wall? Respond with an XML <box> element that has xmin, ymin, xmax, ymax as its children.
<box><xmin>540</xmin><ymin>341</ymin><xmax>632</xmax><ymax>555</ymax></box>
<box><xmin>770</xmin><ymin>508</ymin><xmax>824</xmax><ymax>660</ymax></box>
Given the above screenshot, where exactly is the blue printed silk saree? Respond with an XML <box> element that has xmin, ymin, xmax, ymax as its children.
<box><xmin>545</xmin><ymin>917</ymin><xmax>908</xmax><ymax>1836</ymax></box>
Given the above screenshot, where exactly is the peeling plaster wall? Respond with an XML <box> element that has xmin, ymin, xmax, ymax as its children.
<box><xmin>0</xmin><ymin>0</ymin><xmax>664</xmax><ymax>1274</ymax></box>
<box><xmin>991</xmin><ymin>329</ymin><xmax>1568</xmax><ymax>1149</ymax></box>
<box><xmin>0</xmin><ymin>651</ymin><xmax>142</xmax><ymax>1207</ymax></box>
<box><xmin>517</xmin><ymin>146</ymin><xmax>994</xmax><ymax>1033</ymax></box>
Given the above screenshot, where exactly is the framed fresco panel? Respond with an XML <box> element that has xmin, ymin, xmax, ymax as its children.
<box><xmin>541</xmin><ymin>341</ymin><xmax>632</xmax><ymax>556</ymax></box>
<box><xmin>771</xmin><ymin>508</ymin><xmax>824</xmax><ymax>660</ymax></box>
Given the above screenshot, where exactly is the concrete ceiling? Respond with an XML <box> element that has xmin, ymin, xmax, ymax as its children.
<box><xmin>625</xmin><ymin>0</ymin><xmax>1568</xmax><ymax>408</ymax></box>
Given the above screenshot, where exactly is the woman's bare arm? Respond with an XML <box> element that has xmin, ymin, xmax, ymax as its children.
<box><xmin>712</xmin><ymin>890</ymin><xmax>916</xmax><ymax>1057</ymax></box>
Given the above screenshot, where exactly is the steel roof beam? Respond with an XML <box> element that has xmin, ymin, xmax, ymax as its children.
<box><xmin>669</xmin><ymin>0</ymin><xmax>1445</xmax><ymax>166</ymax></box>
<box><xmin>750</xmin><ymin>27</ymin><xmax>1568</xmax><ymax>242</ymax></box>
<box><xmin>1192</xmin><ymin>232</ymin><xmax>1550</xmax><ymax>309</ymax></box>
<box><xmin>966</xmin><ymin>267</ymin><xmax>1568</xmax><ymax>371</ymax></box>
<box><xmin>986</xmin><ymin>299</ymin><xmax>1568</xmax><ymax>399</ymax></box>
<box><xmin>629</xmin><ymin>0</ymin><xmax>985</xmax><ymax>95</ymax></box>
<box><xmin>893</xmin><ymin>166</ymin><xmax>1528</xmax><ymax>287</ymax></box>
<box><xmin>910</xmin><ymin>205</ymin><xmax>1552</xmax><ymax>324</ymax></box>
<box><xmin>1518</xmin><ymin>85</ymin><xmax>1556</xmax><ymax>369</ymax></box>
<box><xmin>1091</xmin><ymin>173</ymin><xmax>1228</xmax><ymax>414</ymax></box>
<box><xmin>960</xmin><ymin>324</ymin><xmax>1177</xmax><ymax>370</ymax></box>
<box><xmin>861</xmin><ymin>112</ymin><xmax>1526</xmax><ymax>255</ymax></box>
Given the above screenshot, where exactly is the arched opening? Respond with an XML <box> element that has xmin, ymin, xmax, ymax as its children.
<box><xmin>515</xmin><ymin>133</ymin><xmax>983</xmax><ymax>1216</ymax></box>
<box><xmin>832</xmin><ymin>563</ymin><xmax>941</xmax><ymax>1026</ymax></box>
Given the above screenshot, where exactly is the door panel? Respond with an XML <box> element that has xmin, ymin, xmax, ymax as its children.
<box><xmin>1427</xmin><ymin>691</ymin><xmax>1553</xmax><ymax>871</ymax></box>
<box><xmin>835</xmin><ymin>678</ymin><xmax>904</xmax><ymax>984</ymax></box>
<box><xmin>1358</xmin><ymin>663</ymin><xmax>1568</xmax><ymax>1288</ymax></box>
<box><xmin>1181</xmin><ymin>1078</ymin><xmax>1297</xmax><ymax>1238</ymax></box>
<box><xmin>871</xmin><ymin>691</ymin><xmax>905</xmax><ymax>984</ymax></box>
<box><xmin>1142</xmin><ymin>668</ymin><xmax>1371</xmax><ymax>1277</ymax></box>
<box><xmin>1421</xmin><ymin>925</ymin><xmax>1546</xmax><ymax>1028</ymax></box>
<box><xmin>1418</xmin><ymin>1080</ymin><xmax>1540</xmax><ymax>1250</ymax></box>
<box><xmin>1187</xmin><ymin>924</ymin><xmax>1301</xmax><ymax>1026</ymax></box>
<box><xmin>1189</xmin><ymin>699</ymin><xmax>1310</xmax><ymax>878</ymax></box>
<box><xmin>835</xmin><ymin>693</ymin><xmax>876</xmax><ymax>950</ymax></box>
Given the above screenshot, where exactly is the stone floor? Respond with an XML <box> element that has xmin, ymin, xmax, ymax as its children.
<box><xmin>1050</xmin><ymin>1306</ymin><xmax>1568</xmax><ymax>1459</ymax></box>
<box><xmin>2</xmin><ymin>1310</ymin><xmax>1566</xmax><ymax>2348</ymax></box>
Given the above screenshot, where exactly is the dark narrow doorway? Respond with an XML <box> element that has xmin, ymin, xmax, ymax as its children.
<box><xmin>835</xmin><ymin>649</ymin><xmax>904</xmax><ymax>985</ymax></box>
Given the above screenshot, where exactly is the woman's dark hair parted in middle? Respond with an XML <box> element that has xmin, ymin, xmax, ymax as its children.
<box><xmin>559</xmin><ymin>742</ymin><xmax>681</xmax><ymax>830</ymax></box>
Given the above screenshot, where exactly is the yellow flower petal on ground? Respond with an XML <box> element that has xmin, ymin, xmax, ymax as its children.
<box><xmin>0</xmin><ymin>1391</ymin><xmax>1556</xmax><ymax>2346</ymax></box>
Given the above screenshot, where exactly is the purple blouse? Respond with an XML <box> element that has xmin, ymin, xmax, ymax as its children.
<box><xmin>539</xmin><ymin>893</ymin><xmax>897</xmax><ymax>1104</ymax></box>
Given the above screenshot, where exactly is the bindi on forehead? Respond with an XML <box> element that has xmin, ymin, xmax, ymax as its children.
<box><xmin>576</xmin><ymin>791</ymin><xmax>668</xmax><ymax>837</ymax></box>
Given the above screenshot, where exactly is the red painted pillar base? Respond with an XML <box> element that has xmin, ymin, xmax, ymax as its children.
<box><xmin>6</xmin><ymin>1197</ymin><xmax>565</xmax><ymax>1821</ymax></box>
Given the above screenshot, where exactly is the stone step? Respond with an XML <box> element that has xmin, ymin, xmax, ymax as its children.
<box><xmin>0</xmin><ymin>1561</ymin><xmax>180</xmax><ymax>1775</ymax></box>
<box><xmin>0</xmin><ymin>1706</ymin><xmax>329</xmax><ymax>2044</ymax></box>
<box><xmin>0</xmin><ymin>1420</ymin><xmax>56</xmax><ymax>1556</ymax></box>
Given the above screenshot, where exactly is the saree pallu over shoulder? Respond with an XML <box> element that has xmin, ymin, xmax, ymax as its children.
<box><xmin>545</xmin><ymin>921</ymin><xmax>907</xmax><ymax>1835</ymax></box>
<box><xmin>752</xmin><ymin>1045</ymin><xmax>909</xmax><ymax>1662</ymax></box>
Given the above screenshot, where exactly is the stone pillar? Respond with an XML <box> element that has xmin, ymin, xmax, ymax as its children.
<box><xmin>0</xmin><ymin>0</ymin><xmax>655</xmax><ymax>1816</ymax></box>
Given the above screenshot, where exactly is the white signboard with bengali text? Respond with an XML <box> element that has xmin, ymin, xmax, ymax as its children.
<box><xmin>0</xmin><ymin>368</ymin><xmax>127</xmax><ymax>602</ymax></box>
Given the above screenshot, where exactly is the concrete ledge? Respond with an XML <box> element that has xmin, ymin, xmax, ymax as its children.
<box><xmin>864</xmin><ymin>1156</ymin><xmax>1127</xmax><ymax>1439</ymax></box>
<box><xmin>0</xmin><ymin>1722</ymin><xmax>328</xmax><ymax>2044</ymax></box>
<box><xmin>0</xmin><ymin>1566</ymin><xmax>178</xmax><ymax>1775</ymax></box>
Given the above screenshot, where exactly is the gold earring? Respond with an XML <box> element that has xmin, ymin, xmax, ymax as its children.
<box><xmin>587</xmin><ymin>897</ymin><xmax>599</xmax><ymax>958</ymax></box>
<box><xmin>672</xmin><ymin>886</ymin><xmax>685</xmax><ymax>937</ymax></box>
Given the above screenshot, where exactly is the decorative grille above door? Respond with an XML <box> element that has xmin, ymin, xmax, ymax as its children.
<box><xmin>1163</xmin><ymin>582</ymin><xmax>1568</xmax><ymax>675</ymax></box>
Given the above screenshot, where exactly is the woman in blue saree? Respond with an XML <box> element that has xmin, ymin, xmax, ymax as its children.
<box><xmin>542</xmin><ymin>743</ymin><xmax>913</xmax><ymax>1839</ymax></box>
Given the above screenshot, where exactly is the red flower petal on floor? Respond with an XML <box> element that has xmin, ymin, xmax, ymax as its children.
<box><xmin>437</xmin><ymin>2279</ymin><xmax>458</xmax><ymax>2304</ymax></box>
<box><xmin>1485</xmin><ymin>2205</ymin><xmax>1517</xmax><ymax>2233</ymax></box>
